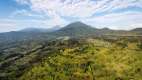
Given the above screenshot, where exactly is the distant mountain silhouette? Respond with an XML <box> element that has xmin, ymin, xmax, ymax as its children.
<box><xmin>52</xmin><ymin>22</ymin><xmax>100</xmax><ymax>37</ymax></box>
<box><xmin>0</xmin><ymin>22</ymin><xmax>142</xmax><ymax>44</ymax></box>
<box><xmin>131</xmin><ymin>28</ymin><xmax>142</xmax><ymax>34</ymax></box>
<box><xmin>131</xmin><ymin>28</ymin><xmax>142</xmax><ymax>32</ymax></box>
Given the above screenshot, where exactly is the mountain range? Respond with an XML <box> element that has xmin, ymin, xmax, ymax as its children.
<box><xmin>0</xmin><ymin>21</ymin><xmax>141</xmax><ymax>44</ymax></box>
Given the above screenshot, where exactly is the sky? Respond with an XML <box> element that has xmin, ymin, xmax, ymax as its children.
<box><xmin>0</xmin><ymin>0</ymin><xmax>142</xmax><ymax>32</ymax></box>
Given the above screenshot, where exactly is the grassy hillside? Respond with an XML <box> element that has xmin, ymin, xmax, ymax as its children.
<box><xmin>19</xmin><ymin>39</ymin><xmax>142</xmax><ymax>80</ymax></box>
<box><xmin>0</xmin><ymin>37</ymin><xmax>141</xmax><ymax>80</ymax></box>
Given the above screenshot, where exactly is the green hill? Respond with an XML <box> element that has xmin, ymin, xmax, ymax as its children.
<box><xmin>52</xmin><ymin>22</ymin><xmax>100</xmax><ymax>37</ymax></box>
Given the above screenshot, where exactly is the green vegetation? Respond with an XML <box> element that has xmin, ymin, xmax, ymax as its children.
<box><xmin>1</xmin><ymin>37</ymin><xmax>141</xmax><ymax>80</ymax></box>
<box><xmin>19</xmin><ymin>38</ymin><xmax>142</xmax><ymax>80</ymax></box>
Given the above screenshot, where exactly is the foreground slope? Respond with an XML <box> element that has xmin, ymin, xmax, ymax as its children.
<box><xmin>15</xmin><ymin>38</ymin><xmax>142</xmax><ymax>80</ymax></box>
<box><xmin>0</xmin><ymin>36</ymin><xmax>142</xmax><ymax>80</ymax></box>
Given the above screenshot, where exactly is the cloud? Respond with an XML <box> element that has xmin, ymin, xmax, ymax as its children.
<box><xmin>15</xmin><ymin>0</ymin><xmax>30</xmax><ymax>5</ymax></box>
<box><xmin>15</xmin><ymin>0</ymin><xmax>142</xmax><ymax>17</ymax></box>
<box><xmin>10</xmin><ymin>9</ymin><xmax>44</xmax><ymax>18</ymax></box>
<box><xmin>0</xmin><ymin>18</ymin><xmax>67</xmax><ymax>32</ymax></box>
<box><xmin>0</xmin><ymin>19</ymin><xmax>19</xmax><ymax>32</ymax></box>
<box><xmin>25</xmin><ymin>0</ymin><xmax>96</xmax><ymax>18</ymax></box>
<box><xmin>82</xmin><ymin>11</ymin><xmax>142</xmax><ymax>30</ymax></box>
<box><xmin>10</xmin><ymin>0</ymin><xmax>142</xmax><ymax>30</ymax></box>
<box><xmin>94</xmin><ymin>0</ymin><xmax>142</xmax><ymax>13</ymax></box>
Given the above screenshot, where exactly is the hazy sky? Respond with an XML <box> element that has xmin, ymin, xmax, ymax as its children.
<box><xmin>0</xmin><ymin>0</ymin><xmax>142</xmax><ymax>32</ymax></box>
